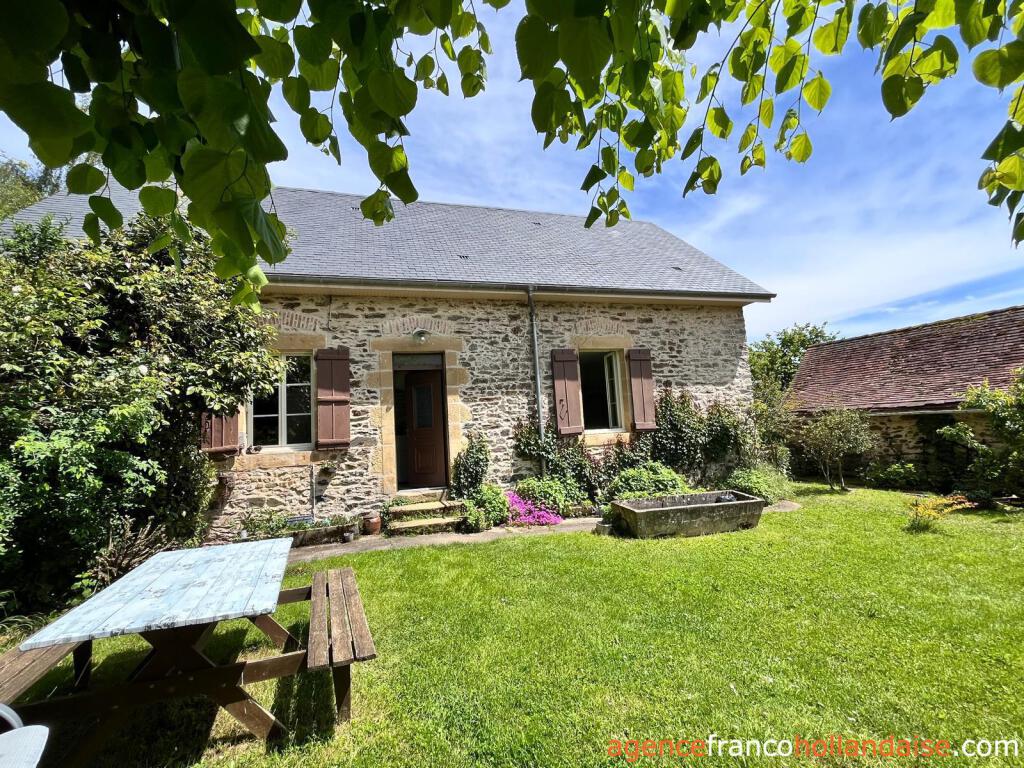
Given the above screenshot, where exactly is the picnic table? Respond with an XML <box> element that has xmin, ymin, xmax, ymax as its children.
<box><xmin>0</xmin><ymin>538</ymin><xmax>376</xmax><ymax>767</ymax></box>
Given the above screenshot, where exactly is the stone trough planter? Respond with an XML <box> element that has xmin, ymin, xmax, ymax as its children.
<box><xmin>611</xmin><ymin>491</ymin><xmax>766</xmax><ymax>539</ymax></box>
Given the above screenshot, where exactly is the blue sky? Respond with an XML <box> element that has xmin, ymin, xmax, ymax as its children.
<box><xmin>1</xmin><ymin>3</ymin><xmax>1021</xmax><ymax>340</ymax></box>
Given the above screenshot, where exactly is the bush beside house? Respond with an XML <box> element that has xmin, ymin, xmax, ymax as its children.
<box><xmin>0</xmin><ymin>218</ymin><xmax>280</xmax><ymax>608</ymax></box>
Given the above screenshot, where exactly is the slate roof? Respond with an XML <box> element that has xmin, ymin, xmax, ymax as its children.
<box><xmin>789</xmin><ymin>305</ymin><xmax>1024</xmax><ymax>413</ymax></box>
<box><xmin>7</xmin><ymin>186</ymin><xmax>772</xmax><ymax>300</ymax></box>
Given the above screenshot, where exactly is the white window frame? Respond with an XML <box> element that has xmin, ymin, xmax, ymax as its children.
<box><xmin>247</xmin><ymin>353</ymin><xmax>315</xmax><ymax>451</ymax></box>
<box><xmin>579</xmin><ymin>349</ymin><xmax>627</xmax><ymax>434</ymax></box>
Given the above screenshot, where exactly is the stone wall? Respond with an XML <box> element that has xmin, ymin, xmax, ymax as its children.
<box><xmin>206</xmin><ymin>292</ymin><xmax>753</xmax><ymax>540</ymax></box>
<box><xmin>867</xmin><ymin>411</ymin><xmax>995</xmax><ymax>462</ymax></box>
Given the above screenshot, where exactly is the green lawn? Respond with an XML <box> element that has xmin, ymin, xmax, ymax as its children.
<box><xmin>31</xmin><ymin>485</ymin><xmax>1024</xmax><ymax>766</ymax></box>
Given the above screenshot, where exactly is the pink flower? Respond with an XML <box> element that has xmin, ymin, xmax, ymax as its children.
<box><xmin>505</xmin><ymin>491</ymin><xmax>563</xmax><ymax>526</ymax></box>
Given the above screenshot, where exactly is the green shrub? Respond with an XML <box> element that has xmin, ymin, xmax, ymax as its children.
<box><xmin>0</xmin><ymin>218</ymin><xmax>280</xmax><ymax>609</ymax></box>
<box><xmin>452</xmin><ymin>432</ymin><xmax>490</xmax><ymax>498</ymax></box>
<box><xmin>461</xmin><ymin>499</ymin><xmax>490</xmax><ymax>533</ymax></box>
<box><xmin>515</xmin><ymin>476</ymin><xmax>586</xmax><ymax>516</ymax></box>
<box><xmin>472</xmin><ymin>483</ymin><xmax>511</xmax><ymax>527</ymax></box>
<box><xmin>864</xmin><ymin>460</ymin><xmax>920</xmax><ymax>490</ymax></box>
<box><xmin>604</xmin><ymin>461</ymin><xmax>690</xmax><ymax>501</ymax></box>
<box><xmin>725</xmin><ymin>466</ymin><xmax>792</xmax><ymax>504</ymax></box>
<box><xmin>512</xmin><ymin>421</ymin><xmax>606</xmax><ymax>501</ymax></box>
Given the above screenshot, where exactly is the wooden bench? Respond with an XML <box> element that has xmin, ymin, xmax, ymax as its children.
<box><xmin>305</xmin><ymin>567</ymin><xmax>377</xmax><ymax>720</ymax></box>
<box><xmin>0</xmin><ymin>641</ymin><xmax>89</xmax><ymax>717</ymax></box>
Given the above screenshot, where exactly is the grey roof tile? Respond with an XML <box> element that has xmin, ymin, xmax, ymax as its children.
<box><xmin>7</xmin><ymin>186</ymin><xmax>773</xmax><ymax>299</ymax></box>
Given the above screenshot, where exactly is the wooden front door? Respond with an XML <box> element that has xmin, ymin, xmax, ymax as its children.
<box><xmin>404</xmin><ymin>369</ymin><xmax>446</xmax><ymax>487</ymax></box>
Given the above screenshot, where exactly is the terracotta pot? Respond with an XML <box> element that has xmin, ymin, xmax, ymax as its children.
<box><xmin>362</xmin><ymin>514</ymin><xmax>382</xmax><ymax>535</ymax></box>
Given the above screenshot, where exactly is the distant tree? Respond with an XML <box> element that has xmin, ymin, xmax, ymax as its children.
<box><xmin>797</xmin><ymin>408</ymin><xmax>876</xmax><ymax>490</ymax></box>
<box><xmin>0</xmin><ymin>153</ymin><xmax>63</xmax><ymax>221</ymax></box>
<box><xmin>749</xmin><ymin>322</ymin><xmax>837</xmax><ymax>395</ymax></box>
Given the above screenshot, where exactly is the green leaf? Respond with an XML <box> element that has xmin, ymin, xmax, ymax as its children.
<box><xmin>89</xmin><ymin>195</ymin><xmax>123</xmax><ymax>229</ymax></box>
<box><xmin>254</xmin><ymin>34</ymin><xmax>295</xmax><ymax>78</ymax></box>
<box><xmin>147</xmin><ymin>232</ymin><xmax>174</xmax><ymax>254</ymax></box>
<box><xmin>441</xmin><ymin>33</ymin><xmax>457</xmax><ymax>61</ymax></box>
<box><xmin>1010</xmin><ymin>86</ymin><xmax>1024</xmax><ymax>124</ymax></box>
<box><xmin>698</xmin><ymin>65</ymin><xmax>719</xmax><ymax>103</ymax></box>
<box><xmin>857</xmin><ymin>3</ymin><xmax>890</xmax><ymax>48</ymax></box>
<box><xmin>82</xmin><ymin>212</ymin><xmax>101</xmax><ymax>244</ymax></box>
<box><xmin>283</xmin><ymin>76</ymin><xmax>311</xmax><ymax>113</ymax></box>
<box><xmin>415</xmin><ymin>54</ymin><xmax>436</xmax><ymax>81</ymax></box>
<box><xmin>139</xmin><ymin>185</ymin><xmax>178</xmax><ymax>217</ymax></box>
<box><xmin>298</xmin><ymin>57</ymin><xmax>340</xmax><ymax>91</ymax></box>
<box><xmin>360</xmin><ymin>189</ymin><xmax>395</xmax><ymax>226</ymax></box>
<box><xmin>436</xmin><ymin>72</ymin><xmax>450</xmax><ymax>95</ymax></box>
<box><xmin>759</xmin><ymin>98</ymin><xmax>774</xmax><ymax>127</ymax></box>
<box><xmin>708</xmin><ymin>106</ymin><xmax>733</xmax><ymax>139</ymax></box>
<box><xmin>973</xmin><ymin>42</ymin><xmax>1024</xmax><ymax>89</ymax></box>
<box><xmin>802</xmin><ymin>73</ymin><xmax>832</xmax><ymax>111</ymax></box>
<box><xmin>423</xmin><ymin>0</ymin><xmax>455</xmax><ymax>27</ymax></box>
<box><xmin>917</xmin><ymin>35</ymin><xmax>960</xmax><ymax>83</ymax></box>
<box><xmin>881</xmin><ymin>73</ymin><xmax>925</xmax><ymax>117</ymax></box>
<box><xmin>299</xmin><ymin>109</ymin><xmax>332</xmax><ymax>144</ymax></box>
<box><xmin>983</xmin><ymin>121</ymin><xmax>1024</xmax><ymax>161</ymax></box>
<box><xmin>581</xmin><ymin>164</ymin><xmax>607</xmax><ymax>191</ymax></box>
<box><xmin>956</xmin><ymin>0</ymin><xmax>999</xmax><ymax>49</ymax></box>
<box><xmin>144</xmin><ymin>151</ymin><xmax>172</xmax><ymax>183</ymax></box>
<box><xmin>516</xmin><ymin>15</ymin><xmax>559</xmax><ymax>80</ymax></box>
<box><xmin>788</xmin><ymin>131</ymin><xmax>813</xmax><ymax>162</ymax></box>
<box><xmin>175</xmin><ymin>0</ymin><xmax>260</xmax><ymax>75</ymax></box>
<box><xmin>0</xmin><ymin>0</ymin><xmax>68</xmax><ymax>58</ymax></box>
<box><xmin>682</xmin><ymin>127</ymin><xmax>703</xmax><ymax>159</ymax></box>
<box><xmin>584</xmin><ymin>205</ymin><xmax>601</xmax><ymax>228</ymax></box>
<box><xmin>256</xmin><ymin>0</ymin><xmax>302</xmax><ymax>22</ymax></box>
<box><xmin>813</xmin><ymin>10</ymin><xmax>852</xmax><ymax>55</ymax></box>
<box><xmin>294</xmin><ymin>24</ymin><xmax>332</xmax><ymax>64</ymax></box>
<box><xmin>996</xmin><ymin>153</ymin><xmax>1024</xmax><ymax>189</ymax></box>
<box><xmin>557</xmin><ymin>16</ymin><xmax>613</xmax><ymax>89</ymax></box>
<box><xmin>739</xmin><ymin>122</ymin><xmax>757</xmax><ymax>152</ymax></box>
<box><xmin>368</xmin><ymin>69</ymin><xmax>418</xmax><ymax>118</ymax></box>
<box><xmin>66</xmin><ymin>164</ymin><xmax>106</xmax><ymax>194</ymax></box>
<box><xmin>618</xmin><ymin>168</ymin><xmax>635</xmax><ymax>191</ymax></box>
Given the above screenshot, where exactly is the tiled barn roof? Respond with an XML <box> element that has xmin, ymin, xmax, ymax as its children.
<box><xmin>789</xmin><ymin>305</ymin><xmax>1024</xmax><ymax>413</ymax></box>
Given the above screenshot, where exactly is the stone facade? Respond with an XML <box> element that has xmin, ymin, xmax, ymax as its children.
<box><xmin>206</xmin><ymin>292</ymin><xmax>753</xmax><ymax>540</ymax></box>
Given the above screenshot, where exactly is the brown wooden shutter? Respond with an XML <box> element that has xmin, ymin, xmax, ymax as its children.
<box><xmin>200</xmin><ymin>410</ymin><xmax>240</xmax><ymax>456</ymax></box>
<box><xmin>551</xmin><ymin>349</ymin><xmax>584</xmax><ymax>436</ymax></box>
<box><xmin>627</xmin><ymin>348</ymin><xmax>657</xmax><ymax>431</ymax></box>
<box><xmin>315</xmin><ymin>347</ymin><xmax>351</xmax><ymax>449</ymax></box>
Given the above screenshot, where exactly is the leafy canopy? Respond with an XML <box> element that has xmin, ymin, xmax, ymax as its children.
<box><xmin>3</xmin><ymin>0</ymin><xmax>1024</xmax><ymax>301</ymax></box>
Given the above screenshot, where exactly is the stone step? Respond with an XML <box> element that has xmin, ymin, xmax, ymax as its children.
<box><xmin>394</xmin><ymin>488</ymin><xmax>447</xmax><ymax>504</ymax></box>
<box><xmin>388</xmin><ymin>499</ymin><xmax>464</xmax><ymax>519</ymax></box>
<box><xmin>387</xmin><ymin>515</ymin><xmax>463</xmax><ymax>536</ymax></box>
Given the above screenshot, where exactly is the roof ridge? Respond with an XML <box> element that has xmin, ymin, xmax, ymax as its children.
<box><xmin>808</xmin><ymin>303</ymin><xmax>1024</xmax><ymax>350</ymax></box>
<box><xmin>270</xmin><ymin>185</ymin><xmax>657</xmax><ymax>225</ymax></box>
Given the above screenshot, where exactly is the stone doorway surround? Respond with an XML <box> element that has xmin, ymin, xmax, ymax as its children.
<box><xmin>364</xmin><ymin>315</ymin><xmax>471</xmax><ymax>496</ymax></box>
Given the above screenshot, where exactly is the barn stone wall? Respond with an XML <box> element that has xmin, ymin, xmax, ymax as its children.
<box><xmin>205</xmin><ymin>293</ymin><xmax>753</xmax><ymax>541</ymax></box>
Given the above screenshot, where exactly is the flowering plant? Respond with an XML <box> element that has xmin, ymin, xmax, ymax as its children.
<box><xmin>506</xmin><ymin>491</ymin><xmax>562</xmax><ymax>527</ymax></box>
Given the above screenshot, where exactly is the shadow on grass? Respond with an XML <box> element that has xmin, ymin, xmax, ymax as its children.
<box><xmin>34</xmin><ymin>626</ymin><xmax>252</xmax><ymax>768</ymax></box>
<box><xmin>269</xmin><ymin>666</ymin><xmax>338</xmax><ymax>749</ymax></box>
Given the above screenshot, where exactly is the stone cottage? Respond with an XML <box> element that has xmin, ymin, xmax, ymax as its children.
<box><xmin>789</xmin><ymin>305</ymin><xmax>1024</xmax><ymax>464</ymax></box>
<box><xmin>15</xmin><ymin>187</ymin><xmax>773</xmax><ymax>537</ymax></box>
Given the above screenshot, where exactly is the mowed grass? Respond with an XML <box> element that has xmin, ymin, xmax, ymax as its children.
<box><xmin>30</xmin><ymin>485</ymin><xmax>1024</xmax><ymax>767</ymax></box>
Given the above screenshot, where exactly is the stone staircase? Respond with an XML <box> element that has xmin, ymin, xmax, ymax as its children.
<box><xmin>386</xmin><ymin>490</ymin><xmax>466</xmax><ymax>536</ymax></box>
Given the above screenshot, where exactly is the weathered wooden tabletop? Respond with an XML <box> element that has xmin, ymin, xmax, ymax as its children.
<box><xmin>20</xmin><ymin>538</ymin><xmax>293</xmax><ymax>651</ymax></box>
<box><xmin>0</xmin><ymin>725</ymin><xmax>49</xmax><ymax>768</ymax></box>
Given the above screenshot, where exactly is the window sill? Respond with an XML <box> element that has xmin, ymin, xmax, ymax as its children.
<box><xmin>582</xmin><ymin>430</ymin><xmax>631</xmax><ymax>448</ymax></box>
<box><xmin>215</xmin><ymin>448</ymin><xmax>319</xmax><ymax>470</ymax></box>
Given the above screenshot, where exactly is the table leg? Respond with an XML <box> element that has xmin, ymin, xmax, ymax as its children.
<box><xmin>73</xmin><ymin>640</ymin><xmax>92</xmax><ymax>691</ymax></box>
<box><xmin>332</xmin><ymin>664</ymin><xmax>351</xmax><ymax>721</ymax></box>
<box><xmin>141</xmin><ymin>625</ymin><xmax>288</xmax><ymax>741</ymax></box>
<box><xmin>249</xmin><ymin>614</ymin><xmax>301</xmax><ymax>652</ymax></box>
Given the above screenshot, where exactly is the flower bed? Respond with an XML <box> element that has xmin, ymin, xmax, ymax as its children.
<box><xmin>506</xmin><ymin>491</ymin><xmax>563</xmax><ymax>526</ymax></box>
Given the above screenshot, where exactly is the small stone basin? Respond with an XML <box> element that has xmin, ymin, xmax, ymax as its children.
<box><xmin>611</xmin><ymin>491</ymin><xmax>766</xmax><ymax>539</ymax></box>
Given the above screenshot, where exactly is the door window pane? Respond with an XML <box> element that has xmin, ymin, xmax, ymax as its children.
<box><xmin>414</xmin><ymin>385</ymin><xmax>433</xmax><ymax>429</ymax></box>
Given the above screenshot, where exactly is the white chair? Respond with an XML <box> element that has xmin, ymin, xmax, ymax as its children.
<box><xmin>0</xmin><ymin>704</ymin><xmax>48</xmax><ymax>768</ymax></box>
